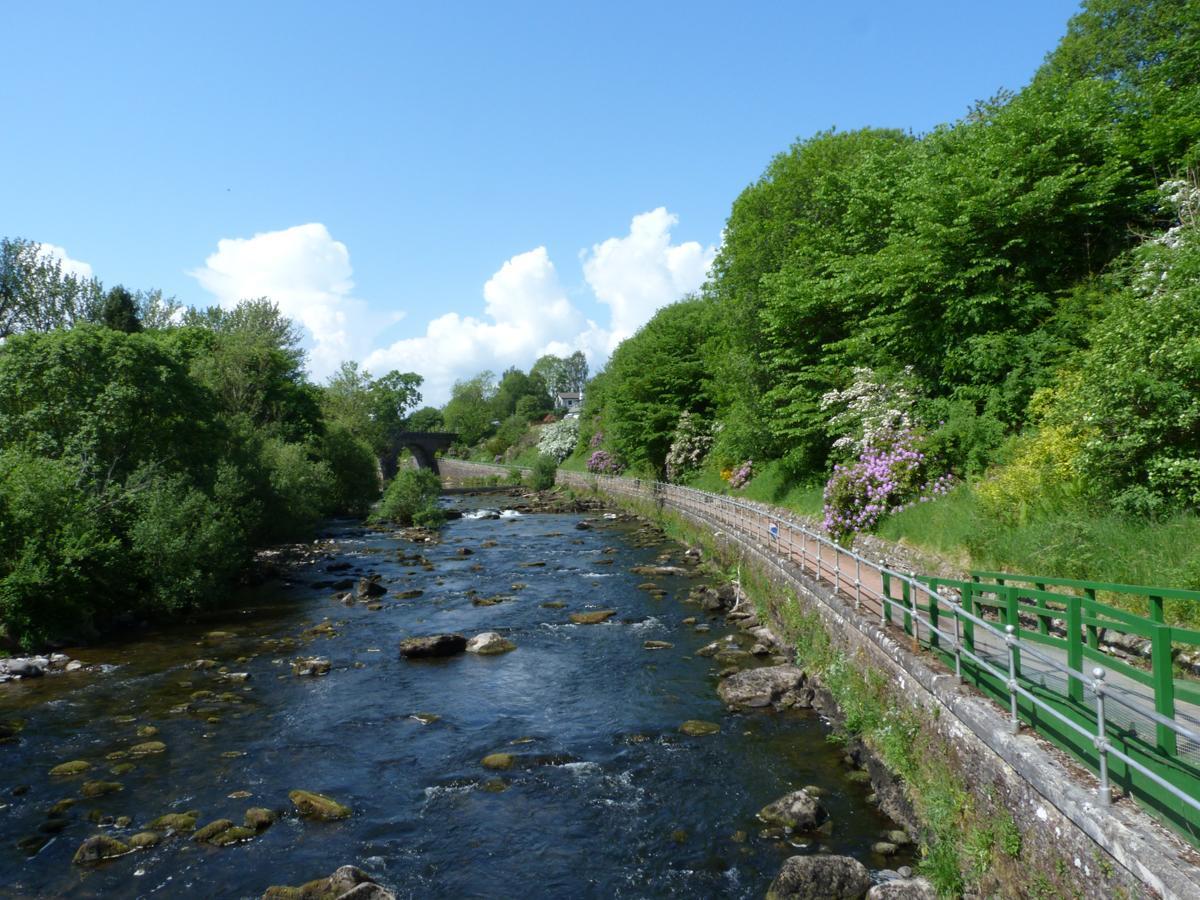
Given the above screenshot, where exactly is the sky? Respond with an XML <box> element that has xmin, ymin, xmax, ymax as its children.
<box><xmin>1</xmin><ymin>0</ymin><xmax>1084</xmax><ymax>405</ymax></box>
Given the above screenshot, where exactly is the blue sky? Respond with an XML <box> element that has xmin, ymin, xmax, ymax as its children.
<box><xmin>1</xmin><ymin>0</ymin><xmax>1083</xmax><ymax>403</ymax></box>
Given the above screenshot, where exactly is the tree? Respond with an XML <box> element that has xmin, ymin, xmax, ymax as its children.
<box><xmin>97</xmin><ymin>285</ymin><xmax>143</xmax><ymax>333</ymax></box>
<box><xmin>0</xmin><ymin>237</ymin><xmax>103</xmax><ymax>337</ymax></box>
<box><xmin>408</xmin><ymin>406</ymin><xmax>444</xmax><ymax>432</ymax></box>
<box><xmin>442</xmin><ymin>371</ymin><xmax>496</xmax><ymax>446</ymax></box>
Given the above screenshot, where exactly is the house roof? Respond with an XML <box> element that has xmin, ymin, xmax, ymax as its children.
<box><xmin>555</xmin><ymin>391</ymin><xmax>581</xmax><ymax>400</ymax></box>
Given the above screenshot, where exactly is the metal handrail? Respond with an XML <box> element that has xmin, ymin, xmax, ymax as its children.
<box><xmin>580</xmin><ymin>469</ymin><xmax>1200</xmax><ymax>815</ymax></box>
<box><xmin>442</xmin><ymin>460</ymin><xmax>1200</xmax><ymax>815</ymax></box>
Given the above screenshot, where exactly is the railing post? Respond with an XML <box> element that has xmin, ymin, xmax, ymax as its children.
<box><xmin>854</xmin><ymin>556</ymin><xmax>862</xmax><ymax>611</ymax></box>
<box><xmin>1085</xmin><ymin>587</ymin><xmax>1100</xmax><ymax>651</ymax></box>
<box><xmin>1149</xmin><ymin>594</ymin><xmax>1165</xmax><ymax>624</ymax></box>
<box><xmin>927</xmin><ymin>581</ymin><xmax>940</xmax><ymax>651</ymax></box>
<box><xmin>962</xmin><ymin>583</ymin><xmax>975</xmax><ymax>661</ymax></box>
<box><xmin>1006</xmin><ymin>585</ymin><xmax>1022</xmax><ymax>674</ymax></box>
<box><xmin>1006</xmin><ymin>624</ymin><xmax>1020</xmax><ymax>734</ymax></box>
<box><xmin>881</xmin><ymin>572</ymin><xmax>891</xmax><ymax>626</ymax></box>
<box><xmin>1151</xmin><ymin>623</ymin><xmax>1178</xmax><ymax>756</ymax></box>
<box><xmin>1094</xmin><ymin>667</ymin><xmax>1111</xmax><ymax>807</ymax></box>
<box><xmin>1067</xmin><ymin>593</ymin><xmax>1084</xmax><ymax>704</ymax></box>
<box><xmin>953</xmin><ymin>604</ymin><xmax>963</xmax><ymax>683</ymax></box>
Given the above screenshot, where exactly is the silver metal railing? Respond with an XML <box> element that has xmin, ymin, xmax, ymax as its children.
<box><xmin>440</xmin><ymin>460</ymin><xmax>1200</xmax><ymax>816</ymax></box>
<box><xmin>579</xmin><ymin>469</ymin><xmax>1200</xmax><ymax>817</ymax></box>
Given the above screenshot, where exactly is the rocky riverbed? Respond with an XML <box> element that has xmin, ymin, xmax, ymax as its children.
<box><xmin>1</xmin><ymin>492</ymin><xmax>919</xmax><ymax>898</ymax></box>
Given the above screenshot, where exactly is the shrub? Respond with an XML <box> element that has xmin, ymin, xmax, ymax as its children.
<box><xmin>537</xmin><ymin>417</ymin><xmax>579</xmax><ymax>462</ymax></box>
<box><xmin>374</xmin><ymin>467</ymin><xmax>443</xmax><ymax>526</ymax></box>
<box><xmin>586</xmin><ymin>449</ymin><xmax>623</xmax><ymax>474</ymax></box>
<box><xmin>665</xmin><ymin>412</ymin><xmax>717</xmax><ymax>482</ymax></box>
<box><xmin>729</xmin><ymin>459</ymin><xmax>754</xmax><ymax>489</ymax></box>
<box><xmin>530</xmin><ymin>454</ymin><xmax>558</xmax><ymax>490</ymax></box>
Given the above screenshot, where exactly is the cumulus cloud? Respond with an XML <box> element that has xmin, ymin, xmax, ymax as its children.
<box><xmin>581</xmin><ymin>207</ymin><xmax>716</xmax><ymax>353</ymax></box>
<box><xmin>363</xmin><ymin>209</ymin><xmax>715</xmax><ymax>405</ymax></box>
<box><xmin>190</xmin><ymin>223</ymin><xmax>367</xmax><ymax>376</ymax></box>
<box><xmin>37</xmin><ymin>243</ymin><xmax>93</xmax><ymax>280</ymax></box>
<box><xmin>363</xmin><ymin>247</ymin><xmax>588</xmax><ymax>405</ymax></box>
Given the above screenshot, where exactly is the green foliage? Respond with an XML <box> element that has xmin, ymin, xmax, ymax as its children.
<box><xmin>318</xmin><ymin>424</ymin><xmax>380</xmax><ymax>515</ymax></box>
<box><xmin>443</xmin><ymin>371</ymin><xmax>497</xmax><ymax>446</ymax></box>
<box><xmin>407</xmin><ymin>406</ymin><xmax>444</xmax><ymax>431</ymax></box>
<box><xmin>591</xmin><ymin>296</ymin><xmax>718</xmax><ymax>475</ymax></box>
<box><xmin>530</xmin><ymin>454</ymin><xmax>558</xmax><ymax>490</ymax></box>
<box><xmin>0</xmin><ymin>237</ymin><xmax>104</xmax><ymax>337</ymax></box>
<box><xmin>374</xmin><ymin>468</ymin><xmax>443</xmax><ymax>527</ymax></box>
<box><xmin>96</xmin><ymin>285</ymin><xmax>143</xmax><ymax>333</ymax></box>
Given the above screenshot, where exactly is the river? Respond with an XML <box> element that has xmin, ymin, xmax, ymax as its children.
<box><xmin>1</xmin><ymin>492</ymin><xmax>913</xmax><ymax>897</ymax></box>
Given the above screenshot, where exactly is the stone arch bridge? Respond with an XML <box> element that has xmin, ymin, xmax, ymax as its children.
<box><xmin>383</xmin><ymin>431</ymin><xmax>458</xmax><ymax>478</ymax></box>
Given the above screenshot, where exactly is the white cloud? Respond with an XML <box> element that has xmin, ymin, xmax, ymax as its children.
<box><xmin>190</xmin><ymin>223</ymin><xmax>367</xmax><ymax>377</ymax></box>
<box><xmin>37</xmin><ymin>243</ymin><xmax>93</xmax><ymax>280</ymax></box>
<box><xmin>363</xmin><ymin>209</ymin><xmax>715</xmax><ymax>406</ymax></box>
<box><xmin>581</xmin><ymin>207</ymin><xmax>716</xmax><ymax>353</ymax></box>
<box><xmin>363</xmin><ymin>247</ymin><xmax>586</xmax><ymax>405</ymax></box>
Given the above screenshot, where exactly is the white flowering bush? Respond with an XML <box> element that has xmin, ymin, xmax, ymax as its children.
<box><xmin>820</xmin><ymin>366</ymin><xmax>918</xmax><ymax>458</ymax></box>
<box><xmin>536</xmin><ymin>417</ymin><xmax>579</xmax><ymax>462</ymax></box>
<box><xmin>664</xmin><ymin>412</ymin><xmax>717</xmax><ymax>482</ymax></box>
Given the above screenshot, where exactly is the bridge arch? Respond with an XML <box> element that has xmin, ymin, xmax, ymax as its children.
<box><xmin>382</xmin><ymin>431</ymin><xmax>458</xmax><ymax>478</ymax></box>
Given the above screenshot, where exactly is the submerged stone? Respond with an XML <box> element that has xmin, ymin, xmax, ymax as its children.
<box><xmin>244</xmin><ymin>807</ymin><xmax>277</xmax><ymax>830</ymax></box>
<box><xmin>466</xmin><ymin>633</ymin><xmax>516</xmax><ymax>655</ymax></box>
<box><xmin>289</xmin><ymin>789</ymin><xmax>351</xmax><ymax>820</ymax></box>
<box><xmin>399</xmin><ymin>634</ymin><xmax>467</xmax><ymax>659</ymax></box>
<box><xmin>80</xmin><ymin>781</ymin><xmax>123</xmax><ymax>799</ymax></box>
<box><xmin>72</xmin><ymin>834</ymin><xmax>132</xmax><ymax>866</ymax></box>
<box><xmin>481</xmin><ymin>753</ymin><xmax>516</xmax><ymax>770</ymax></box>
<box><xmin>49</xmin><ymin>760</ymin><xmax>91</xmax><ymax>777</ymax></box>
<box><xmin>193</xmin><ymin>818</ymin><xmax>236</xmax><ymax>843</ymax></box>
<box><xmin>679</xmin><ymin>720</ymin><xmax>720</xmax><ymax>736</ymax></box>
<box><xmin>147</xmin><ymin>811</ymin><xmax>199</xmax><ymax>832</ymax></box>
<box><xmin>569</xmin><ymin>610</ymin><xmax>616</xmax><ymax>625</ymax></box>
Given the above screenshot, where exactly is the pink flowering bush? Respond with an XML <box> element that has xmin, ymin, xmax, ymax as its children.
<box><xmin>586</xmin><ymin>449</ymin><xmax>623</xmax><ymax>474</ymax></box>
<box><xmin>822</xmin><ymin>428</ymin><xmax>954</xmax><ymax>543</ymax></box>
<box><xmin>729</xmin><ymin>459</ymin><xmax>753</xmax><ymax>489</ymax></box>
<box><xmin>589</xmin><ymin>430</ymin><xmax>605</xmax><ymax>450</ymax></box>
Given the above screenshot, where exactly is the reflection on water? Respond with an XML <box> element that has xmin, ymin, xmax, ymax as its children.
<box><xmin>1</xmin><ymin>497</ymin><xmax>912</xmax><ymax>898</ymax></box>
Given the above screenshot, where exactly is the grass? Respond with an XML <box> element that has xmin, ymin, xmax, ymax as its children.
<box><xmin>685</xmin><ymin>459</ymin><xmax>825</xmax><ymax>516</ymax></box>
<box><xmin>876</xmin><ymin>483</ymin><xmax>1200</xmax><ymax>627</ymax></box>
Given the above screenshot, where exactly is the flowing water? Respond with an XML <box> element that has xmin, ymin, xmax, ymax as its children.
<box><xmin>1</xmin><ymin>493</ymin><xmax>913</xmax><ymax>898</ymax></box>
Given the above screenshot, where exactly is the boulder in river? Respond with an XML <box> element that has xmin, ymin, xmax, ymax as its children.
<box><xmin>679</xmin><ymin>720</ymin><xmax>720</xmax><ymax>736</ymax></box>
<box><xmin>262</xmin><ymin>864</ymin><xmax>394</xmax><ymax>900</ymax></box>
<box><xmin>867</xmin><ymin>877</ymin><xmax>937</xmax><ymax>899</ymax></box>
<box><xmin>766</xmin><ymin>855</ymin><xmax>871</xmax><ymax>900</ymax></box>
<box><xmin>466</xmin><ymin>633</ymin><xmax>516</xmax><ymax>655</ymax></box>
<box><xmin>289</xmin><ymin>789</ymin><xmax>352</xmax><ymax>820</ymax></box>
<box><xmin>245</xmin><ymin>807</ymin><xmax>277</xmax><ymax>830</ymax></box>
<box><xmin>72</xmin><ymin>834</ymin><xmax>132</xmax><ymax>866</ymax></box>
<box><xmin>129</xmin><ymin>831</ymin><xmax>160</xmax><ymax>849</ymax></box>
<box><xmin>569</xmin><ymin>610</ymin><xmax>616</xmax><ymax>625</ymax></box>
<box><xmin>148</xmin><ymin>811</ymin><xmax>199</xmax><ymax>832</ymax></box>
<box><xmin>49</xmin><ymin>760</ymin><xmax>91</xmax><ymax>777</ymax></box>
<box><xmin>481</xmin><ymin>753</ymin><xmax>516</xmax><ymax>770</ymax></box>
<box><xmin>80</xmin><ymin>780</ymin><xmax>123</xmax><ymax>799</ymax></box>
<box><xmin>630</xmin><ymin>565</ymin><xmax>688</xmax><ymax>577</ymax></box>
<box><xmin>193</xmin><ymin>818</ymin><xmax>236</xmax><ymax>843</ymax></box>
<box><xmin>643</xmin><ymin>640</ymin><xmax>673</xmax><ymax>650</ymax></box>
<box><xmin>292</xmin><ymin>657</ymin><xmax>332</xmax><ymax>677</ymax></box>
<box><xmin>717</xmin><ymin>665</ymin><xmax>810</xmax><ymax>710</ymax></box>
<box><xmin>399</xmin><ymin>634</ymin><xmax>467</xmax><ymax>658</ymax></box>
<box><xmin>757</xmin><ymin>789</ymin><xmax>829</xmax><ymax>830</ymax></box>
<box><xmin>356</xmin><ymin>577</ymin><xmax>387</xmax><ymax>599</ymax></box>
<box><xmin>130</xmin><ymin>740</ymin><xmax>167</xmax><ymax>755</ymax></box>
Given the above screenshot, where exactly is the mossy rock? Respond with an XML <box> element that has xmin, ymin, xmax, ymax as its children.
<box><xmin>130</xmin><ymin>741</ymin><xmax>167</xmax><ymax>755</ymax></box>
<box><xmin>148</xmin><ymin>811</ymin><xmax>199</xmax><ymax>832</ymax></box>
<box><xmin>288</xmin><ymin>789</ymin><xmax>351</xmax><ymax>820</ymax></box>
<box><xmin>110</xmin><ymin>763</ymin><xmax>136</xmax><ymax>776</ymax></box>
<box><xmin>80</xmin><ymin>781</ymin><xmax>123</xmax><ymax>799</ymax></box>
<box><xmin>49</xmin><ymin>760</ymin><xmax>91</xmax><ymax>777</ymax></box>
<box><xmin>244</xmin><ymin>807</ymin><xmax>277</xmax><ymax>830</ymax></box>
<box><xmin>481</xmin><ymin>753</ymin><xmax>516</xmax><ymax>771</ymax></box>
<box><xmin>569</xmin><ymin>610</ymin><xmax>616</xmax><ymax>625</ymax></box>
<box><xmin>129</xmin><ymin>831</ymin><xmax>160</xmax><ymax>849</ymax></box>
<box><xmin>210</xmin><ymin>825</ymin><xmax>257</xmax><ymax>846</ymax></box>
<box><xmin>72</xmin><ymin>835</ymin><xmax>132</xmax><ymax>866</ymax></box>
<box><xmin>481</xmin><ymin>778</ymin><xmax>509</xmax><ymax>793</ymax></box>
<box><xmin>643</xmin><ymin>641</ymin><xmax>674</xmax><ymax>650</ymax></box>
<box><xmin>49</xmin><ymin>798</ymin><xmax>77</xmax><ymax>816</ymax></box>
<box><xmin>679</xmin><ymin>720</ymin><xmax>720</xmax><ymax>736</ymax></box>
<box><xmin>193</xmin><ymin>818</ymin><xmax>236</xmax><ymax>843</ymax></box>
